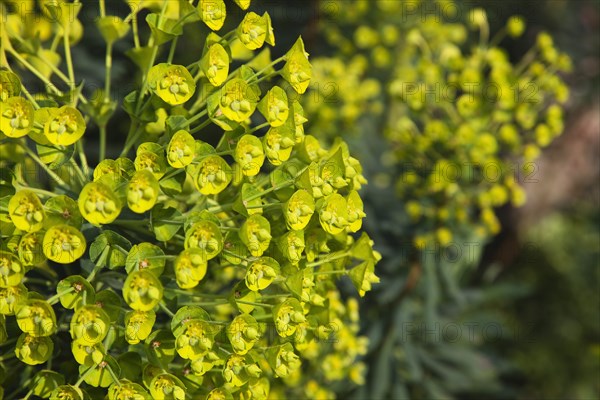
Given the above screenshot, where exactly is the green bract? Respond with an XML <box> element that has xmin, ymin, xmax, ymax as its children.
<box><xmin>78</xmin><ymin>181</ymin><xmax>122</xmax><ymax>225</ymax></box>
<box><xmin>202</xmin><ymin>43</ymin><xmax>230</xmax><ymax>87</ymax></box>
<box><xmin>16</xmin><ymin>299</ymin><xmax>56</xmax><ymax>337</ymax></box>
<box><xmin>149</xmin><ymin>64</ymin><xmax>196</xmax><ymax>105</ymax></box>
<box><xmin>43</xmin><ymin>224</ymin><xmax>86</xmax><ymax>264</ymax></box>
<box><xmin>8</xmin><ymin>190</ymin><xmax>45</xmax><ymax>232</ymax></box>
<box><xmin>166</xmin><ymin>130</ymin><xmax>195</xmax><ymax>168</ymax></box>
<box><xmin>0</xmin><ymin>96</ymin><xmax>34</xmax><ymax>138</ymax></box>
<box><xmin>69</xmin><ymin>304</ymin><xmax>111</xmax><ymax>346</ymax></box>
<box><xmin>234</xmin><ymin>134</ymin><xmax>265</xmax><ymax>177</ymax></box>
<box><xmin>245</xmin><ymin>257</ymin><xmax>279</xmax><ymax>291</ymax></box>
<box><xmin>127</xmin><ymin>170</ymin><xmax>160</xmax><ymax>213</ymax></box>
<box><xmin>43</xmin><ymin>106</ymin><xmax>86</xmax><ymax>146</ymax></box>
<box><xmin>239</xmin><ymin>214</ymin><xmax>271</xmax><ymax>257</ymax></box>
<box><xmin>123</xmin><ymin>270</ymin><xmax>164</xmax><ymax>311</ymax></box>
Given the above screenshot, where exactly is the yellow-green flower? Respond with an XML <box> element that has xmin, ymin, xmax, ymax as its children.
<box><xmin>43</xmin><ymin>106</ymin><xmax>86</xmax><ymax>145</ymax></box>
<box><xmin>127</xmin><ymin>169</ymin><xmax>160</xmax><ymax>214</ymax></box>
<box><xmin>0</xmin><ymin>283</ymin><xmax>27</xmax><ymax>314</ymax></box>
<box><xmin>277</xmin><ymin>230</ymin><xmax>304</xmax><ymax>264</ymax></box>
<box><xmin>198</xmin><ymin>0</ymin><xmax>226</xmax><ymax>31</ymax></box>
<box><xmin>245</xmin><ymin>257</ymin><xmax>279</xmax><ymax>291</ymax></box>
<box><xmin>50</xmin><ymin>386</ymin><xmax>85</xmax><ymax>400</ymax></box>
<box><xmin>0</xmin><ymin>71</ymin><xmax>21</xmax><ymax>102</ymax></box>
<box><xmin>236</xmin><ymin>12</ymin><xmax>272</xmax><ymax>50</ymax></box>
<box><xmin>42</xmin><ymin>224</ymin><xmax>86</xmax><ymax>264</ymax></box>
<box><xmin>108</xmin><ymin>380</ymin><xmax>151</xmax><ymax>400</ymax></box>
<box><xmin>175</xmin><ymin>319</ymin><xmax>217</xmax><ymax>360</ymax></box>
<box><xmin>184</xmin><ymin>220</ymin><xmax>223</xmax><ymax>260</ymax></box>
<box><xmin>69</xmin><ymin>304</ymin><xmax>111</xmax><ymax>346</ymax></box>
<box><xmin>219</xmin><ymin>78</ymin><xmax>259</xmax><ymax>122</ymax></box>
<box><xmin>15</xmin><ymin>333</ymin><xmax>53</xmax><ymax>365</ymax></box>
<box><xmin>234</xmin><ymin>134</ymin><xmax>265</xmax><ymax>177</ymax></box>
<box><xmin>346</xmin><ymin>190</ymin><xmax>366</xmax><ymax>232</ymax></box>
<box><xmin>71</xmin><ymin>340</ymin><xmax>105</xmax><ymax>366</ymax></box>
<box><xmin>44</xmin><ymin>195</ymin><xmax>82</xmax><ymax>228</ymax></box>
<box><xmin>0</xmin><ymin>96</ymin><xmax>34</xmax><ymax>138</ymax></box>
<box><xmin>123</xmin><ymin>270</ymin><xmax>163</xmax><ymax>311</ymax></box>
<box><xmin>227</xmin><ymin>313</ymin><xmax>260</xmax><ymax>354</ymax></box>
<box><xmin>0</xmin><ymin>250</ymin><xmax>25</xmax><ymax>288</ymax></box>
<box><xmin>263</xmin><ymin>125</ymin><xmax>295</xmax><ymax>166</ymax></box>
<box><xmin>16</xmin><ymin>299</ymin><xmax>56</xmax><ymax>337</ymax></box>
<box><xmin>257</xmin><ymin>86</ymin><xmax>289</xmax><ymax>127</ymax></box>
<box><xmin>78</xmin><ymin>181</ymin><xmax>122</xmax><ymax>225</ymax></box>
<box><xmin>267</xmin><ymin>342</ymin><xmax>301</xmax><ymax>377</ymax></box>
<box><xmin>124</xmin><ymin>310</ymin><xmax>156</xmax><ymax>344</ymax></box>
<box><xmin>148</xmin><ymin>374</ymin><xmax>186</xmax><ymax>400</ymax></box>
<box><xmin>149</xmin><ymin>64</ymin><xmax>196</xmax><ymax>105</ymax></box>
<box><xmin>281</xmin><ymin>37</ymin><xmax>312</xmax><ymax>94</ymax></box>
<box><xmin>273</xmin><ymin>298</ymin><xmax>304</xmax><ymax>337</ymax></box>
<box><xmin>319</xmin><ymin>193</ymin><xmax>349</xmax><ymax>234</ymax></box>
<box><xmin>202</xmin><ymin>43</ymin><xmax>229</xmax><ymax>87</ymax></box>
<box><xmin>190</xmin><ymin>351</ymin><xmax>221</xmax><ymax>376</ymax></box>
<box><xmin>223</xmin><ymin>354</ymin><xmax>261</xmax><ymax>387</ymax></box>
<box><xmin>167</xmin><ymin>130</ymin><xmax>195</xmax><ymax>168</ymax></box>
<box><xmin>134</xmin><ymin>150</ymin><xmax>167</xmax><ymax>180</ymax></box>
<box><xmin>284</xmin><ymin>189</ymin><xmax>315</xmax><ymax>231</ymax></box>
<box><xmin>8</xmin><ymin>190</ymin><xmax>45</xmax><ymax>232</ymax></box>
<box><xmin>174</xmin><ymin>248</ymin><xmax>208</xmax><ymax>289</ymax></box>
<box><xmin>239</xmin><ymin>214</ymin><xmax>271</xmax><ymax>257</ymax></box>
<box><xmin>194</xmin><ymin>155</ymin><xmax>232</xmax><ymax>195</ymax></box>
<box><xmin>207</xmin><ymin>388</ymin><xmax>233</xmax><ymax>400</ymax></box>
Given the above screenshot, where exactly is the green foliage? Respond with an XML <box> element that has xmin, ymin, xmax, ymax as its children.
<box><xmin>0</xmin><ymin>0</ymin><xmax>377</xmax><ymax>398</ymax></box>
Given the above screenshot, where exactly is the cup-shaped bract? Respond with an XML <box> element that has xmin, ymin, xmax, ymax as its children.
<box><xmin>0</xmin><ymin>96</ymin><xmax>34</xmax><ymax>138</ymax></box>
<box><xmin>318</xmin><ymin>193</ymin><xmax>349</xmax><ymax>235</ymax></box>
<box><xmin>227</xmin><ymin>313</ymin><xmax>260</xmax><ymax>354</ymax></box>
<box><xmin>15</xmin><ymin>333</ymin><xmax>54</xmax><ymax>365</ymax></box>
<box><xmin>149</xmin><ymin>373</ymin><xmax>186</xmax><ymax>400</ymax></box>
<box><xmin>239</xmin><ymin>214</ymin><xmax>271</xmax><ymax>257</ymax></box>
<box><xmin>184</xmin><ymin>219</ymin><xmax>223</xmax><ymax>260</ymax></box>
<box><xmin>108</xmin><ymin>380</ymin><xmax>151</xmax><ymax>400</ymax></box>
<box><xmin>194</xmin><ymin>155</ymin><xmax>232</xmax><ymax>195</ymax></box>
<box><xmin>273</xmin><ymin>298</ymin><xmax>305</xmax><ymax>337</ymax></box>
<box><xmin>0</xmin><ymin>71</ymin><xmax>21</xmax><ymax>101</ymax></box>
<box><xmin>236</xmin><ymin>12</ymin><xmax>273</xmax><ymax>50</ymax></box>
<box><xmin>284</xmin><ymin>189</ymin><xmax>315</xmax><ymax>231</ymax></box>
<box><xmin>8</xmin><ymin>190</ymin><xmax>45</xmax><ymax>232</ymax></box>
<box><xmin>127</xmin><ymin>170</ymin><xmax>160</xmax><ymax>214</ymax></box>
<box><xmin>69</xmin><ymin>304</ymin><xmax>111</xmax><ymax>346</ymax></box>
<box><xmin>43</xmin><ymin>224</ymin><xmax>86</xmax><ymax>264</ymax></box>
<box><xmin>124</xmin><ymin>310</ymin><xmax>156</xmax><ymax>344</ymax></box>
<box><xmin>0</xmin><ymin>283</ymin><xmax>27</xmax><ymax>314</ymax></box>
<box><xmin>257</xmin><ymin>86</ymin><xmax>289</xmax><ymax>127</ymax></box>
<box><xmin>0</xmin><ymin>250</ymin><xmax>25</xmax><ymax>288</ymax></box>
<box><xmin>78</xmin><ymin>181</ymin><xmax>122</xmax><ymax>225</ymax></box>
<box><xmin>245</xmin><ymin>257</ymin><xmax>279</xmax><ymax>291</ymax></box>
<box><xmin>43</xmin><ymin>106</ymin><xmax>86</xmax><ymax>145</ymax></box>
<box><xmin>267</xmin><ymin>342</ymin><xmax>301</xmax><ymax>378</ymax></box>
<box><xmin>16</xmin><ymin>299</ymin><xmax>56</xmax><ymax>337</ymax></box>
<box><xmin>234</xmin><ymin>134</ymin><xmax>265</xmax><ymax>177</ymax></box>
<box><xmin>198</xmin><ymin>0</ymin><xmax>226</xmax><ymax>31</ymax></box>
<box><xmin>149</xmin><ymin>64</ymin><xmax>196</xmax><ymax>105</ymax></box>
<box><xmin>281</xmin><ymin>37</ymin><xmax>312</xmax><ymax>94</ymax></box>
<box><xmin>219</xmin><ymin>78</ymin><xmax>259</xmax><ymax>122</ymax></box>
<box><xmin>175</xmin><ymin>318</ymin><xmax>218</xmax><ymax>360</ymax></box>
<box><xmin>122</xmin><ymin>269</ymin><xmax>163</xmax><ymax>312</ymax></box>
<box><xmin>202</xmin><ymin>43</ymin><xmax>230</xmax><ymax>87</ymax></box>
<box><xmin>167</xmin><ymin>130</ymin><xmax>195</xmax><ymax>168</ymax></box>
<box><xmin>174</xmin><ymin>248</ymin><xmax>208</xmax><ymax>289</ymax></box>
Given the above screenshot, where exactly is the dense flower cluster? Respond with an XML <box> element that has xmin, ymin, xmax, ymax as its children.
<box><xmin>0</xmin><ymin>0</ymin><xmax>378</xmax><ymax>398</ymax></box>
<box><xmin>307</xmin><ymin>0</ymin><xmax>570</xmax><ymax>245</ymax></box>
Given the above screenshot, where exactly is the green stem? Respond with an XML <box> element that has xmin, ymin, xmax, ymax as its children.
<box><xmin>75</xmin><ymin>365</ymin><xmax>97</xmax><ymax>387</ymax></box>
<box><xmin>167</xmin><ymin>37</ymin><xmax>178</xmax><ymax>64</ymax></box>
<box><xmin>235</xmin><ymin>300</ymin><xmax>273</xmax><ymax>308</ymax></box>
<box><xmin>21</xmin><ymin>144</ymin><xmax>67</xmax><ymax>187</ymax></box>
<box><xmin>46</xmin><ymin>287</ymin><xmax>76</xmax><ymax>305</ymax></box>
<box><xmin>159</xmin><ymin>301</ymin><xmax>175</xmax><ymax>317</ymax></box>
<box><xmin>63</xmin><ymin>22</ymin><xmax>76</xmax><ymax>105</ymax></box>
<box><xmin>87</xmin><ymin>246</ymin><xmax>110</xmax><ymax>282</ymax></box>
<box><xmin>306</xmin><ymin>251</ymin><xmax>351</xmax><ymax>268</ymax></box>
